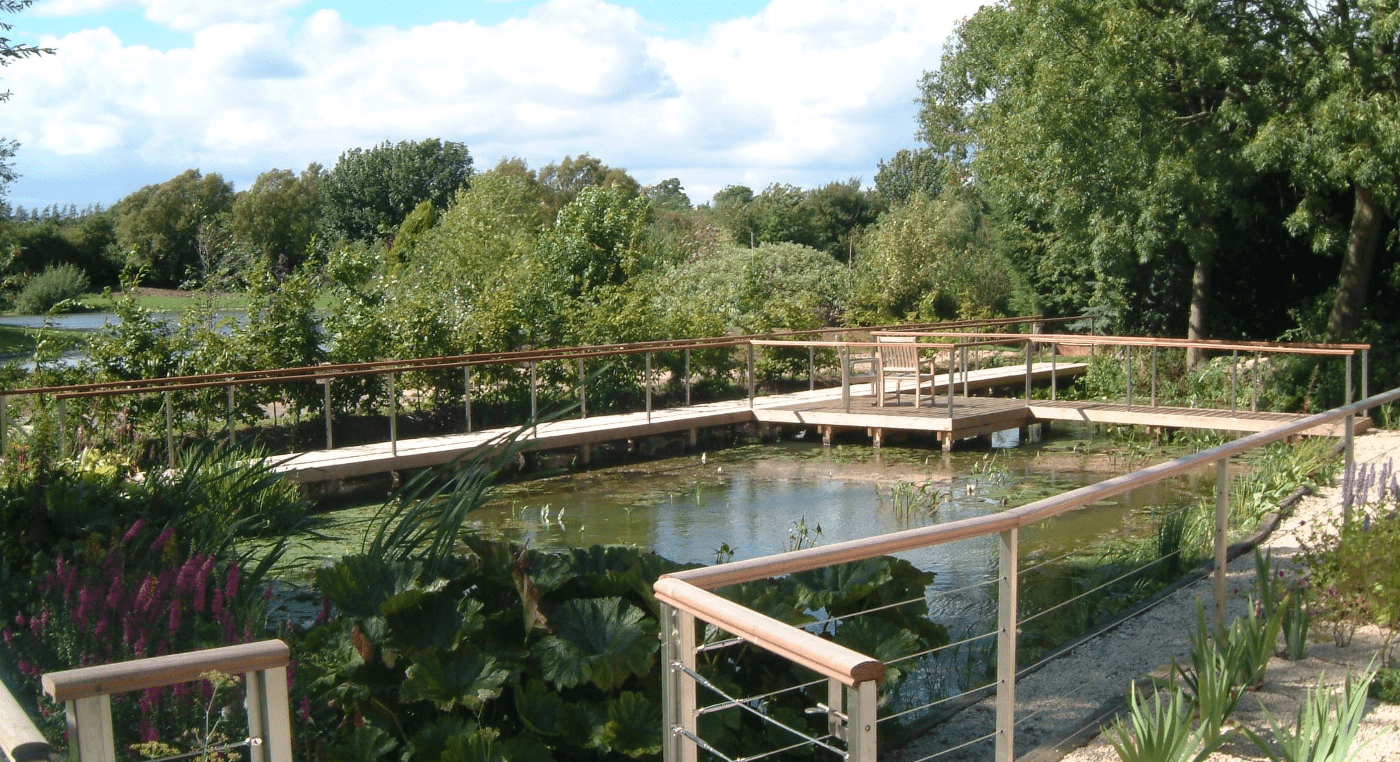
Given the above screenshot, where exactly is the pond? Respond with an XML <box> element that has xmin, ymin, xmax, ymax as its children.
<box><xmin>280</xmin><ymin>426</ymin><xmax>1213</xmax><ymax>636</ymax></box>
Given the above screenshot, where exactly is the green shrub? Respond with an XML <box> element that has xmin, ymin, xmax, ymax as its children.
<box><xmin>13</xmin><ymin>263</ymin><xmax>89</xmax><ymax>314</ymax></box>
<box><xmin>1370</xmin><ymin>668</ymin><xmax>1400</xmax><ymax>703</ymax></box>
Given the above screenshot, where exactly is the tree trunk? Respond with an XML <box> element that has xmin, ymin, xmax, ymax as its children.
<box><xmin>1327</xmin><ymin>184</ymin><xmax>1383</xmax><ymax>341</ymax></box>
<box><xmin>1186</xmin><ymin>248</ymin><xmax>1213</xmax><ymax>369</ymax></box>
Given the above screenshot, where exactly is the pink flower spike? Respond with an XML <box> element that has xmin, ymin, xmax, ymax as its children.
<box><xmin>122</xmin><ymin>518</ymin><xmax>146</xmax><ymax>543</ymax></box>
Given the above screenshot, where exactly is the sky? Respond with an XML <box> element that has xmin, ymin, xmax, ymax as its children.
<box><xmin>1</xmin><ymin>0</ymin><xmax>984</xmax><ymax>211</ymax></box>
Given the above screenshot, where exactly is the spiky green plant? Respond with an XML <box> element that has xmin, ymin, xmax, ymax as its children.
<box><xmin>1243</xmin><ymin>665</ymin><xmax>1380</xmax><ymax>762</ymax></box>
<box><xmin>1107</xmin><ymin>683</ymin><xmax>1231</xmax><ymax>762</ymax></box>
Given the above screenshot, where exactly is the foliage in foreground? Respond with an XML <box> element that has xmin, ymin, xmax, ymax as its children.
<box><xmin>289</xmin><ymin>437</ymin><xmax>950</xmax><ymax>761</ymax></box>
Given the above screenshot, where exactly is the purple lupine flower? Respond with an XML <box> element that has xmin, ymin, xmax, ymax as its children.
<box><xmin>13</xmin><ymin>613</ymin><xmax>25</xmax><ymax>629</ymax></box>
<box><xmin>149</xmin><ymin>527</ymin><xmax>174</xmax><ymax>554</ymax></box>
<box><xmin>75</xmin><ymin>585</ymin><xmax>94</xmax><ymax>628</ymax></box>
<box><xmin>168</xmin><ymin>599</ymin><xmax>181</xmax><ymax>634</ymax></box>
<box><xmin>224</xmin><ymin>560</ymin><xmax>240</xmax><ymax>602</ymax></box>
<box><xmin>122</xmin><ymin>518</ymin><xmax>146</xmax><ymax>543</ymax></box>
<box><xmin>191</xmin><ymin>555</ymin><xmax>215</xmax><ymax>614</ymax></box>
<box><xmin>105</xmin><ymin>574</ymin><xmax>125</xmax><ymax>611</ymax></box>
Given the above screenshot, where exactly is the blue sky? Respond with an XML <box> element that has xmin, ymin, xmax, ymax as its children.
<box><xmin>2</xmin><ymin>0</ymin><xmax>983</xmax><ymax>210</ymax></box>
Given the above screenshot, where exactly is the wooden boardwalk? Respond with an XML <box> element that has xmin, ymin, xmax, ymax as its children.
<box><xmin>267</xmin><ymin>361</ymin><xmax>1363</xmax><ymax>486</ymax></box>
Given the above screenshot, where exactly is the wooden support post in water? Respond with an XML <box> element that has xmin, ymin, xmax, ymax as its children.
<box><xmin>389</xmin><ymin>373</ymin><xmax>398</xmax><ymax>457</ymax></box>
<box><xmin>996</xmin><ymin>527</ymin><xmax>1019</xmax><ymax>762</ymax></box>
<box><xmin>1214</xmin><ymin>459</ymin><xmax>1229</xmax><ymax>629</ymax></box>
<box><xmin>164</xmin><ymin>391</ymin><xmax>175</xmax><ymax>469</ymax></box>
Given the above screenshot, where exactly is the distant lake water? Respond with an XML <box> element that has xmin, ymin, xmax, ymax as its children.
<box><xmin>0</xmin><ymin>310</ymin><xmax>247</xmax><ymax>332</ymax></box>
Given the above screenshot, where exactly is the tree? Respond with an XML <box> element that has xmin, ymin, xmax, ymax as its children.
<box><xmin>229</xmin><ymin>164</ymin><xmax>322</xmax><ymax>275</ymax></box>
<box><xmin>536</xmin><ymin>154</ymin><xmax>640</xmax><ymax>219</ymax></box>
<box><xmin>320</xmin><ymin>138</ymin><xmax>472</xmax><ymax>242</ymax></box>
<box><xmin>1</xmin><ymin>0</ymin><xmax>54</xmax><ymax>203</ymax></box>
<box><xmin>113</xmin><ymin>169</ymin><xmax>235</xmax><ymax>287</ymax></box>
<box><xmin>1242</xmin><ymin>0</ymin><xmax>1400</xmax><ymax>339</ymax></box>
<box><xmin>874</xmin><ymin>148</ymin><xmax>944</xmax><ymax>206</ymax></box>
<box><xmin>642</xmin><ymin>178</ymin><xmax>691</xmax><ymax>211</ymax></box>
<box><xmin>540</xmin><ymin>185</ymin><xmax>650</xmax><ymax>298</ymax></box>
<box><xmin>922</xmin><ymin>0</ymin><xmax>1274</xmax><ymax>362</ymax></box>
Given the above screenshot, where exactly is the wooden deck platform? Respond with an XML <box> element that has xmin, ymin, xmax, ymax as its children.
<box><xmin>266</xmin><ymin>360</ymin><xmax>1363</xmax><ymax>487</ymax></box>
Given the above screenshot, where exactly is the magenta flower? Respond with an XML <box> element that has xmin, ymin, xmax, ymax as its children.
<box><xmin>149</xmin><ymin>527</ymin><xmax>174</xmax><ymax>554</ymax></box>
<box><xmin>122</xmin><ymin>518</ymin><xmax>146</xmax><ymax>543</ymax></box>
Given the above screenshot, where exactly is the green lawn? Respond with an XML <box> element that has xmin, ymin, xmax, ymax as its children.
<box><xmin>0</xmin><ymin>324</ymin><xmax>88</xmax><ymax>357</ymax></box>
<box><xmin>80</xmin><ymin>290</ymin><xmax>252</xmax><ymax>312</ymax></box>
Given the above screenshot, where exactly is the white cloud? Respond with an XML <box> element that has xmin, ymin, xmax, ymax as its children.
<box><xmin>6</xmin><ymin>0</ymin><xmax>984</xmax><ymax>207</ymax></box>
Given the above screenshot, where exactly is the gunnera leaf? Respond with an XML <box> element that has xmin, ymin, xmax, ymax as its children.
<box><xmin>401</xmin><ymin>648</ymin><xmax>511</xmax><ymax>712</ymax></box>
<box><xmin>556</xmin><ymin>699</ymin><xmax>611</xmax><ymax>752</ymax></box>
<box><xmin>382</xmin><ymin>581</ymin><xmax>476</xmax><ymax>652</ymax></box>
<box><xmin>831</xmin><ymin>616</ymin><xmax>921</xmax><ymax>683</ymax></box>
<box><xmin>407</xmin><ymin>716</ymin><xmax>478</xmax><ymax>762</ymax></box>
<box><xmin>513</xmin><ymin>678</ymin><xmax>566</xmax><ymax>736</ymax></box>
<box><xmin>325</xmin><ymin>725</ymin><xmax>397</xmax><ymax>762</ymax></box>
<box><xmin>791</xmin><ymin>559</ymin><xmax>894</xmax><ymax>613</ymax></box>
<box><xmin>314</xmin><ymin>554</ymin><xmax>422</xmax><ymax>619</ymax></box>
<box><xmin>440</xmin><ymin>729</ymin><xmax>506</xmax><ymax>762</ymax></box>
<box><xmin>604</xmin><ymin>691</ymin><xmax>664</xmax><ymax>758</ymax></box>
<box><xmin>531</xmin><ymin>597</ymin><xmax>658</xmax><ymax>691</ymax></box>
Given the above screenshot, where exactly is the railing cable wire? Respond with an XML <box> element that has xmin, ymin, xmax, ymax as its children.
<box><xmin>676</xmin><ymin>663</ymin><xmax>848</xmax><ymax>758</ymax></box>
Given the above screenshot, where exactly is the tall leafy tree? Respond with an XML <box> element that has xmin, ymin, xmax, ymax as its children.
<box><xmin>536</xmin><ymin>154</ymin><xmax>640</xmax><ymax>219</ymax></box>
<box><xmin>1243</xmin><ymin>0</ymin><xmax>1400</xmax><ymax>339</ymax></box>
<box><xmin>320</xmin><ymin>138</ymin><xmax>472</xmax><ymax>242</ymax></box>
<box><xmin>113</xmin><ymin>169</ymin><xmax>235</xmax><ymax>287</ymax></box>
<box><xmin>874</xmin><ymin>148</ymin><xmax>944</xmax><ymax>206</ymax></box>
<box><xmin>922</xmin><ymin>0</ymin><xmax>1275</xmax><ymax>359</ymax></box>
<box><xmin>229</xmin><ymin>164</ymin><xmax>323</xmax><ymax>275</ymax></box>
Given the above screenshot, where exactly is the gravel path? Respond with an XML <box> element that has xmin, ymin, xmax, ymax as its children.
<box><xmin>890</xmin><ymin>429</ymin><xmax>1400</xmax><ymax>762</ymax></box>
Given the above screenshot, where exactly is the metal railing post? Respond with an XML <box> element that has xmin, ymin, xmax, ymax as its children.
<box><xmin>164</xmin><ymin>391</ymin><xmax>175</xmax><ymax>469</ymax></box>
<box><xmin>1151</xmin><ymin>347</ymin><xmax>1158</xmax><ymax>407</ymax></box>
<box><xmin>1252</xmin><ymin>352</ymin><xmax>1260</xmax><ymax>413</ymax></box>
<box><xmin>947</xmin><ymin>345</ymin><xmax>955</xmax><ymax>417</ymax></box>
<box><xmin>962</xmin><ymin>345</ymin><xmax>969</xmax><ymax>396</ymax></box>
<box><xmin>747</xmin><ymin>344</ymin><xmax>755</xmax><ymax>408</ymax></box>
<box><xmin>1</xmin><ymin>395</ymin><xmax>7</xmax><ymax>455</ymax></box>
<box><xmin>245</xmin><ymin>665</ymin><xmax>293</xmax><ymax>762</ymax></box>
<box><xmin>57</xmin><ymin>397</ymin><xmax>67</xmax><ymax>458</ymax></box>
<box><xmin>228</xmin><ymin>385</ymin><xmax>237</xmax><ymax>446</ymax></box>
<box><xmin>809</xmin><ymin>345</ymin><xmax>816</xmax><ymax>392</ymax></box>
<box><xmin>846</xmin><ymin>681</ymin><xmax>878</xmax><ymax>762</ymax></box>
<box><xmin>1214</xmin><ymin>459</ymin><xmax>1229</xmax><ymax>629</ymax></box>
<box><xmin>1346</xmin><ymin>353</ymin><xmax>1354</xmax><ymax>409</ymax></box>
<box><xmin>322</xmin><ymin>379</ymin><xmax>333</xmax><ymax>450</ymax></box>
<box><xmin>646</xmin><ymin>352</ymin><xmax>653</xmax><ymax>423</ymax></box>
<box><xmin>530</xmin><ymin>362</ymin><xmax>538</xmax><ymax>421</ymax></box>
<box><xmin>661</xmin><ymin>603</ymin><xmax>697</xmax><ymax>762</ymax></box>
<box><xmin>1024</xmin><ymin>341</ymin><xmax>1032</xmax><ymax>401</ymax></box>
<box><xmin>1362</xmin><ymin>349</ymin><xmax>1369</xmax><ymax>402</ymax></box>
<box><xmin>685</xmin><ymin>349</ymin><xmax>692</xmax><ymax>406</ymax></box>
<box><xmin>1051</xmin><ymin>349</ymin><xmax>1058</xmax><ymax>401</ymax></box>
<box><xmin>996</xmin><ymin>527</ymin><xmax>1019</xmax><ymax>762</ymax></box>
<box><xmin>579</xmin><ymin>358</ymin><xmax>587</xmax><ymax>419</ymax></box>
<box><xmin>1230</xmin><ymin>350</ymin><xmax>1238</xmax><ymax>415</ymax></box>
<box><xmin>1126</xmin><ymin>346</ymin><xmax>1133</xmax><ymax>409</ymax></box>
<box><xmin>66</xmin><ymin>695</ymin><xmax>115</xmax><ymax>762</ymax></box>
<box><xmin>464</xmin><ymin>366</ymin><xmax>473</xmax><ymax>433</ymax></box>
<box><xmin>388</xmin><ymin>373</ymin><xmax>398</xmax><ymax>457</ymax></box>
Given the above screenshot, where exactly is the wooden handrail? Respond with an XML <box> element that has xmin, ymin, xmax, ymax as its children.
<box><xmin>42</xmin><ymin>640</ymin><xmax>288</xmax><ymax>704</ymax></box>
<box><xmin>0</xmin><ymin>681</ymin><xmax>48</xmax><ymax>762</ymax></box>
<box><xmin>653</xmin><ymin>578</ymin><xmax>884</xmax><ymax>687</ymax></box>
<box><xmin>4</xmin><ymin>315</ymin><xmax>1059</xmax><ymax>399</ymax></box>
<box><xmin>878</xmin><ymin>331</ymin><xmax>1366</xmax><ymax>356</ymax></box>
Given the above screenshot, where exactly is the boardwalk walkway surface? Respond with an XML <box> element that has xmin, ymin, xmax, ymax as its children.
<box><xmin>267</xmin><ymin>361</ymin><xmax>1364</xmax><ymax>486</ymax></box>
